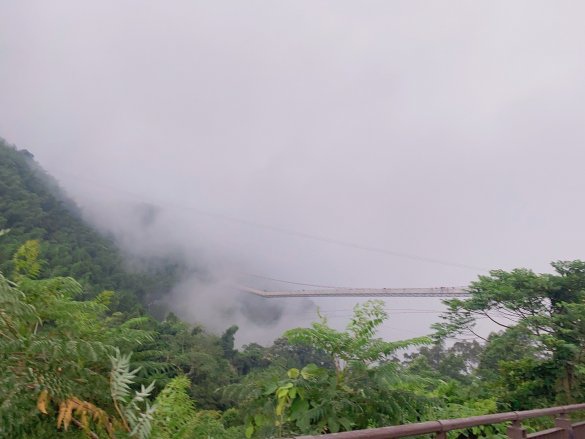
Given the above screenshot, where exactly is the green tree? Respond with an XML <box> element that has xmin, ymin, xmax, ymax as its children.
<box><xmin>266</xmin><ymin>337</ymin><xmax>333</xmax><ymax>370</ymax></box>
<box><xmin>220</xmin><ymin>325</ymin><xmax>239</xmax><ymax>360</ymax></box>
<box><xmin>405</xmin><ymin>340</ymin><xmax>483</xmax><ymax>383</ymax></box>
<box><xmin>435</xmin><ymin>261</ymin><xmax>585</xmax><ymax>406</ymax></box>
<box><xmin>233</xmin><ymin>343</ymin><xmax>270</xmax><ymax>375</ymax></box>
<box><xmin>12</xmin><ymin>239</ymin><xmax>42</xmax><ymax>280</ymax></box>
<box><xmin>285</xmin><ymin>300</ymin><xmax>430</xmax><ymax>377</ymax></box>
<box><xmin>231</xmin><ymin>301</ymin><xmax>433</xmax><ymax>437</ymax></box>
<box><xmin>132</xmin><ymin>314</ymin><xmax>236</xmax><ymax>410</ymax></box>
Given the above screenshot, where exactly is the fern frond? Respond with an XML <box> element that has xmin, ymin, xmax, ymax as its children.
<box><xmin>151</xmin><ymin>376</ymin><xmax>195</xmax><ymax>439</ymax></box>
<box><xmin>110</xmin><ymin>350</ymin><xmax>141</xmax><ymax>403</ymax></box>
<box><xmin>129</xmin><ymin>401</ymin><xmax>156</xmax><ymax>439</ymax></box>
<box><xmin>109</xmin><ymin>349</ymin><xmax>157</xmax><ymax>438</ymax></box>
<box><xmin>0</xmin><ymin>272</ymin><xmax>38</xmax><ymax>338</ymax></box>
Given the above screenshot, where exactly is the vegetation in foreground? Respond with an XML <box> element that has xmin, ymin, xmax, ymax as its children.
<box><xmin>4</xmin><ymin>238</ymin><xmax>585</xmax><ymax>438</ymax></box>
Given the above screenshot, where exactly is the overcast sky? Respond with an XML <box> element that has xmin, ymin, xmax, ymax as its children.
<box><xmin>2</xmin><ymin>1</ymin><xmax>585</xmax><ymax>343</ymax></box>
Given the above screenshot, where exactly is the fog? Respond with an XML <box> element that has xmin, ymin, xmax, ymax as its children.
<box><xmin>2</xmin><ymin>1</ymin><xmax>585</xmax><ymax>344</ymax></box>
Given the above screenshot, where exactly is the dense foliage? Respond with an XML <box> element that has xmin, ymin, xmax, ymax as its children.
<box><xmin>435</xmin><ymin>262</ymin><xmax>585</xmax><ymax>409</ymax></box>
<box><xmin>3</xmin><ymin>139</ymin><xmax>585</xmax><ymax>438</ymax></box>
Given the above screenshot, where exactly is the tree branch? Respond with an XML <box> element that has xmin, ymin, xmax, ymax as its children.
<box><xmin>481</xmin><ymin>311</ymin><xmax>512</xmax><ymax>329</ymax></box>
<box><xmin>71</xmin><ymin>418</ymin><xmax>100</xmax><ymax>439</ymax></box>
<box><xmin>467</xmin><ymin>327</ymin><xmax>488</xmax><ymax>342</ymax></box>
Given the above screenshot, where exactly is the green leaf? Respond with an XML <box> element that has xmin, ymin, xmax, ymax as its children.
<box><xmin>254</xmin><ymin>414</ymin><xmax>266</xmax><ymax>426</ymax></box>
<box><xmin>290</xmin><ymin>397</ymin><xmax>309</xmax><ymax>418</ymax></box>
<box><xmin>338</xmin><ymin>417</ymin><xmax>352</xmax><ymax>431</ymax></box>
<box><xmin>276</xmin><ymin>398</ymin><xmax>287</xmax><ymax>416</ymax></box>
<box><xmin>263</xmin><ymin>383</ymin><xmax>278</xmax><ymax>395</ymax></box>
<box><xmin>329</xmin><ymin>417</ymin><xmax>340</xmax><ymax>433</ymax></box>
<box><xmin>301</xmin><ymin>363</ymin><xmax>324</xmax><ymax>379</ymax></box>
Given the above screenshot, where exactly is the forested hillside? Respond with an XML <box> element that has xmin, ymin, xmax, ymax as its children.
<box><xmin>3</xmin><ymin>139</ymin><xmax>585</xmax><ymax>438</ymax></box>
<box><xmin>0</xmin><ymin>139</ymin><xmax>182</xmax><ymax>310</ymax></box>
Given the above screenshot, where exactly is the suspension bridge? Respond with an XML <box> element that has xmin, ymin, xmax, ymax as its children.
<box><xmin>237</xmin><ymin>285</ymin><xmax>470</xmax><ymax>298</ymax></box>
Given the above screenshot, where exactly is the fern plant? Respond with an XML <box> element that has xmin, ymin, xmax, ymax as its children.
<box><xmin>110</xmin><ymin>349</ymin><xmax>157</xmax><ymax>439</ymax></box>
<box><xmin>1</xmin><ymin>240</ymin><xmax>165</xmax><ymax>437</ymax></box>
<box><xmin>12</xmin><ymin>239</ymin><xmax>42</xmax><ymax>280</ymax></box>
<box><xmin>150</xmin><ymin>375</ymin><xmax>195</xmax><ymax>438</ymax></box>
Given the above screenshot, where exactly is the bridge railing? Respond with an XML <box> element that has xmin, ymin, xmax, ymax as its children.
<box><xmin>292</xmin><ymin>403</ymin><xmax>585</xmax><ymax>439</ymax></box>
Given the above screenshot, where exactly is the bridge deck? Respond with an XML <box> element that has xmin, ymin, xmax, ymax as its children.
<box><xmin>238</xmin><ymin>285</ymin><xmax>470</xmax><ymax>298</ymax></box>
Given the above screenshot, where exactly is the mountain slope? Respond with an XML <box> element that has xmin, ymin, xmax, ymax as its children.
<box><xmin>0</xmin><ymin>137</ymin><xmax>181</xmax><ymax>310</ymax></box>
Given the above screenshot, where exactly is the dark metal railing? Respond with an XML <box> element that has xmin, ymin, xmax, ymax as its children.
<box><xmin>293</xmin><ymin>403</ymin><xmax>585</xmax><ymax>438</ymax></box>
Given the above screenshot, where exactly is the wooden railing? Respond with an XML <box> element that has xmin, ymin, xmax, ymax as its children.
<box><xmin>293</xmin><ymin>403</ymin><xmax>585</xmax><ymax>438</ymax></box>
